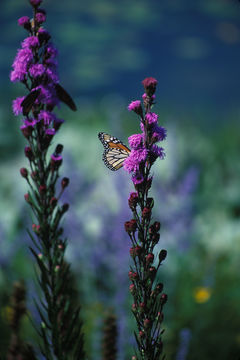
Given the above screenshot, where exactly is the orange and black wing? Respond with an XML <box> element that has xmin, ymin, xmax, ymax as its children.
<box><xmin>98</xmin><ymin>132</ymin><xmax>130</xmax><ymax>171</ymax></box>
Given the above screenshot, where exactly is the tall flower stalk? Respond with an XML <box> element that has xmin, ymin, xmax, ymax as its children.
<box><xmin>10</xmin><ymin>1</ymin><xmax>84</xmax><ymax>358</ymax></box>
<box><xmin>124</xmin><ymin>78</ymin><xmax>167</xmax><ymax>360</ymax></box>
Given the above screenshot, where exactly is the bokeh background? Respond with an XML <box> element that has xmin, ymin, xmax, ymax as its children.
<box><xmin>1</xmin><ymin>0</ymin><xmax>240</xmax><ymax>359</ymax></box>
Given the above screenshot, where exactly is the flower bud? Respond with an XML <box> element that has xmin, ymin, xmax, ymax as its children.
<box><xmin>55</xmin><ymin>144</ymin><xmax>63</xmax><ymax>154</ymax></box>
<box><xmin>160</xmin><ymin>293</ymin><xmax>168</xmax><ymax>305</ymax></box>
<box><xmin>18</xmin><ymin>16</ymin><xmax>31</xmax><ymax>30</ymax></box>
<box><xmin>139</xmin><ymin>330</ymin><xmax>145</xmax><ymax>338</ymax></box>
<box><xmin>142</xmin><ymin>77</ymin><xmax>158</xmax><ymax>96</ymax></box>
<box><xmin>24</xmin><ymin>193</ymin><xmax>31</xmax><ymax>203</ymax></box>
<box><xmin>125</xmin><ymin>219</ymin><xmax>137</xmax><ymax>233</ymax></box>
<box><xmin>143</xmin><ymin>319</ymin><xmax>151</xmax><ymax>328</ymax></box>
<box><xmin>61</xmin><ymin>177</ymin><xmax>69</xmax><ymax>189</ymax></box>
<box><xmin>24</xmin><ymin>146</ymin><xmax>34</xmax><ymax>161</ymax></box>
<box><xmin>152</xmin><ymin>233</ymin><xmax>160</xmax><ymax>244</ymax></box>
<box><xmin>61</xmin><ymin>203</ymin><xmax>69</xmax><ymax>213</ymax></box>
<box><xmin>128</xmin><ymin>192</ymin><xmax>138</xmax><ymax>210</ymax></box>
<box><xmin>38</xmin><ymin>253</ymin><xmax>43</xmax><ymax>260</ymax></box>
<box><xmin>132</xmin><ymin>303</ymin><xmax>137</xmax><ymax>313</ymax></box>
<box><xmin>142</xmin><ymin>207</ymin><xmax>151</xmax><ymax>219</ymax></box>
<box><xmin>148</xmin><ymin>266</ymin><xmax>156</xmax><ymax>280</ymax></box>
<box><xmin>157</xmin><ymin>312</ymin><xmax>164</xmax><ymax>322</ymax></box>
<box><xmin>129</xmin><ymin>284</ymin><xmax>136</xmax><ymax>294</ymax></box>
<box><xmin>146</xmin><ymin>197</ymin><xmax>154</xmax><ymax>208</ymax></box>
<box><xmin>50</xmin><ymin>197</ymin><xmax>57</xmax><ymax>208</ymax></box>
<box><xmin>146</xmin><ymin>253</ymin><xmax>154</xmax><ymax>264</ymax></box>
<box><xmin>20</xmin><ymin>168</ymin><xmax>28</xmax><ymax>178</ymax></box>
<box><xmin>55</xmin><ymin>265</ymin><xmax>60</xmax><ymax>272</ymax></box>
<box><xmin>39</xmin><ymin>184</ymin><xmax>46</xmax><ymax>195</ymax></box>
<box><xmin>30</xmin><ymin>0</ymin><xmax>42</xmax><ymax>6</ymax></box>
<box><xmin>154</xmin><ymin>221</ymin><xmax>161</xmax><ymax>232</ymax></box>
<box><xmin>130</xmin><ymin>246</ymin><xmax>142</xmax><ymax>258</ymax></box>
<box><xmin>139</xmin><ymin>302</ymin><xmax>145</xmax><ymax>312</ymax></box>
<box><xmin>128</xmin><ymin>100</ymin><xmax>143</xmax><ymax>116</ymax></box>
<box><xmin>32</xmin><ymin>224</ymin><xmax>40</xmax><ymax>234</ymax></box>
<box><xmin>155</xmin><ymin>283</ymin><xmax>163</xmax><ymax>294</ymax></box>
<box><xmin>128</xmin><ymin>271</ymin><xmax>138</xmax><ymax>281</ymax></box>
<box><xmin>51</xmin><ymin>154</ymin><xmax>62</xmax><ymax>170</ymax></box>
<box><xmin>159</xmin><ymin>249</ymin><xmax>167</xmax><ymax>262</ymax></box>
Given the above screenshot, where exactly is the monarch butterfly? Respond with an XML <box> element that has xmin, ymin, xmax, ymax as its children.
<box><xmin>98</xmin><ymin>132</ymin><xmax>130</xmax><ymax>171</ymax></box>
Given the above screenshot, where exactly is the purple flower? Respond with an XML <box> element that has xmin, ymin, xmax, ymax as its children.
<box><xmin>142</xmin><ymin>77</ymin><xmax>158</xmax><ymax>96</ymax></box>
<box><xmin>38</xmin><ymin>110</ymin><xmax>56</xmax><ymax>125</ymax></box>
<box><xmin>24</xmin><ymin>118</ymin><xmax>38</xmax><ymax>126</ymax></box>
<box><xmin>152</xmin><ymin>125</ymin><xmax>167</xmax><ymax>142</ymax></box>
<box><xmin>22</xmin><ymin>36</ymin><xmax>39</xmax><ymax>49</ymax></box>
<box><xmin>30</xmin><ymin>0</ymin><xmax>42</xmax><ymax>6</ymax></box>
<box><xmin>35</xmin><ymin>12</ymin><xmax>46</xmax><ymax>24</ymax></box>
<box><xmin>128</xmin><ymin>134</ymin><xmax>143</xmax><ymax>149</ymax></box>
<box><xmin>53</xmin><ymin>118</ymin><xmax>64</xmax><ymax>130</ymax></box>
<box><xmin>18</xmin><ymin>16</ymin><xmax>30</xmax><ymax>27</ymax></box>
<box><xmin>12</xmin><ymin>97</ymin><xmax>25</xmax><ymax>115</ymax></box>
<box><xmin>150</xmin><ymin>145</ymin><xmax>165</xmax><ymax>159</ymax></box>
<box><xmin>37</xmin><ymin>28</ymin><xmax>51</xmax><ymax>43</ymax></box>
<box><xmin>123</xmin><ymin>148</ymin><xmax>148</xmax><ymax>173</ymax></box>
<box><xmin>10</xmin><ymin>48</ymin><xmax>33</xmax><ymax>82</ymax></box>
<box><xmin>145</xmin><ymin>112</ymin><xmax>158</xmax><ymax>125</ymax></box>
<box><xmin>34</xmin><ymin>85</ymin><xmax>58</xmax><ymax>107</ymax></box>
<box><xmin>128</xmin><ymin>100</ymin><xmax>142</xmax><ymax>115</ymax></box>
<box><xmin>46</xmin><ymin>66</ymin><xmax>59</xmax><ymax>83</ymax></box>
<box><xmin>132</xmin><ymin>173</ymin><xmax>144</xmax><ymax>185</ymax></box>
<box><xmin>29</xmin><ymin>64</ymin><xmax>45</xmax><ymax>78</ymax></box>
<box><xmin>45</xmin><ymin>128</ymin><xmax>55</xmax><ymax>135</ymax></box>
<box><xmin>51</xmin><ymin>154</ymin><xmax>62</xmax><ymax>162</ymax></box>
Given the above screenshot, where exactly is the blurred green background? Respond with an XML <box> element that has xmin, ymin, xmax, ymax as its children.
<box><xmin>1</xmin><ymin>0</ymin><xmax>240</xmax><ymax>359</ymax></box>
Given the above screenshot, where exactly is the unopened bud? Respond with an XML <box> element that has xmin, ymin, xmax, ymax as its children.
<box><xmin>20</xmin><ymin>167</ymin><xmax>28</xmax><ymax>178</ymax></box>
<box><xmin>61</xmin><ymin>177</ymin><xmax>69</xmax><ymax>189</ymax></box>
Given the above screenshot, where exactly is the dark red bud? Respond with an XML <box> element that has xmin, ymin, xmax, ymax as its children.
<box><xmin>128</xmin><ymin>271</ymin><xmax>138</xmax><ymax>281</ymax></box>
<box><xmin>55</xmin><ymin>144</ymin><xmax>63</xmax><ymax>154</ymax></box>
<box><xmin>24</xmin><ymin>146</ymin><xmax>34</xmax><ymax>161</ymax></box>
<box><xmin>152</xmin><ymin>233</ymin><xmax>160</xmax><ymax>244</ymax></box>
<box><xmin>128</xmin><ymin>192</ymin><xmax>138</xmax><ymax>209</ymax></box>
<box><xmin>159</xmin><ymin>249</ymin><xmax>167</xmax><ymax>262</ymax></box>
<box><xmin>143</xmin><ymin>319</ymin><xmax>151</xmax><ymax>328</ymax></box>
<box><xmin>161</xmin><ymin>293</ymin><xmax>168</xmax><ymax>305</ymax></box>
<box><xmin>142</xmin><ymin>207</ymin><xmax>151</xmax><ymax>219</ymax></box>
<box><xmin>146</xmin><ymin>197</ymin><xmax>154</xmax><ymax>208</ymax></box>
<box><xmin>39</xmin><ymin>184</ymin><xmax>47</xmax><ymax>195</ymax></box>
<box><xmin>130</xmin><ymin>246</ymin><xmax>142</xmax><ymax>258</ymax></box>
<box><xmin>125</xmin><ymin>219</ymin><xmax>137</xmax><ymax>233</ymax></box>
<box><xmin>31</xmin><ymin>171</ymin><xmax>37</xmax><ymax>180</ymax></box>
<box><xmin>142</xmin><ymin>77</ymin><xmax>158</xmax><ymax>96</ymax></box>
<box><xmin>24</xmin><ymin>193</ymin><xmax>30</xmax><ymax>203</ymax></box>
<box><xmin>146</xmin><ymin>253</ymin><xmax>154</xmax><ymax>264</ymax></box>
<box><xmin>50</xmin><ymin>197</ymin><xmax>57</xmax><ymax>208</ymax></box>
<box><xmin>61</xmin><ymin>177</ymin><xmax>69</xmax><ymax>189</ymax></box>
<box><xmin>62</xmin><ymin>203</ymin><xmax>69</xmax><ymax>213</ymax></box>
<box><xmin>20</xmin><ymin>168</ymin><xmax>28</xmax><ymax>178</ymax></box>
<box><xmin>155</xmin><ymin>283</ymin><xmax>163</xmax><ymax>294</ymax></box>
<box><xmin>154</xmin><ymin>221</ymin><xmax>161</xmax><ymax>232</ymax></box>
<box><xmin>139</xmin><ymin>330</ymin><xmax>145</xmax><ymax>338</ymax></box>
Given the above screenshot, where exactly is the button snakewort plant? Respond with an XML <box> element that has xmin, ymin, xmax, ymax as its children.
<box><xmin>99</xmin><ymin>77</ymin><xmax>168</xmax><ymax>360</ymax></box>
<box><xmin>10</xmin><ymin>0</ymin><xmax>84</xmax><ymax>358</ymax></box>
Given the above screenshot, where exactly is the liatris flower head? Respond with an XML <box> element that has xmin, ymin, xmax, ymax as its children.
<box><xmin>18</xmin><ymin>16</ymin><xmax>31</xmax><ymax>30</ymax></box>
<box><xmin>128</xmin><ymin>100</ymin><xmax>143</xmax><ymax>115</ymax></box>
<box><xmin>142</xmin><ymin>76</ymin><xmax>158</xmax><ymax>96</ymax></box>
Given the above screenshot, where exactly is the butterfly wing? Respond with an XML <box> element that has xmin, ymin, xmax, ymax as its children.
<box><xmin>21</xmin><ymin>89</ymin><xmax>41</xmax><ymax>116</ymax></box>
<box><xmin>55</xmin><ymin>83</ymin><xmax>77</xmax><ymax>111</ymax></box>
<box><xmin>98</xmin><ymin>132</ymin><xmax>130</xmax><ymax>171</ymax></box>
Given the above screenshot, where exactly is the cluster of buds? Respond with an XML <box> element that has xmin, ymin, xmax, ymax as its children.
<box><xmin>125</xmin><ymin>78</ymin><xmax>168</xmax><ymax>360</ymax></box>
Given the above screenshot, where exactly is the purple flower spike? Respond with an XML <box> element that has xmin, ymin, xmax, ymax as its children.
<box><xmin>128</xmin><ymin>100</ymin><xmax>143</xmax><ymax>115</ymax></box>
<box><xmin>122</xmin><ymin>78</ymin><xmax>167</xmax><ymax>359</ymax></box>
<box><xmin>10</xmin><ymin>48</ymin><xmax>33</xmax><ymax>82</ymax></box>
